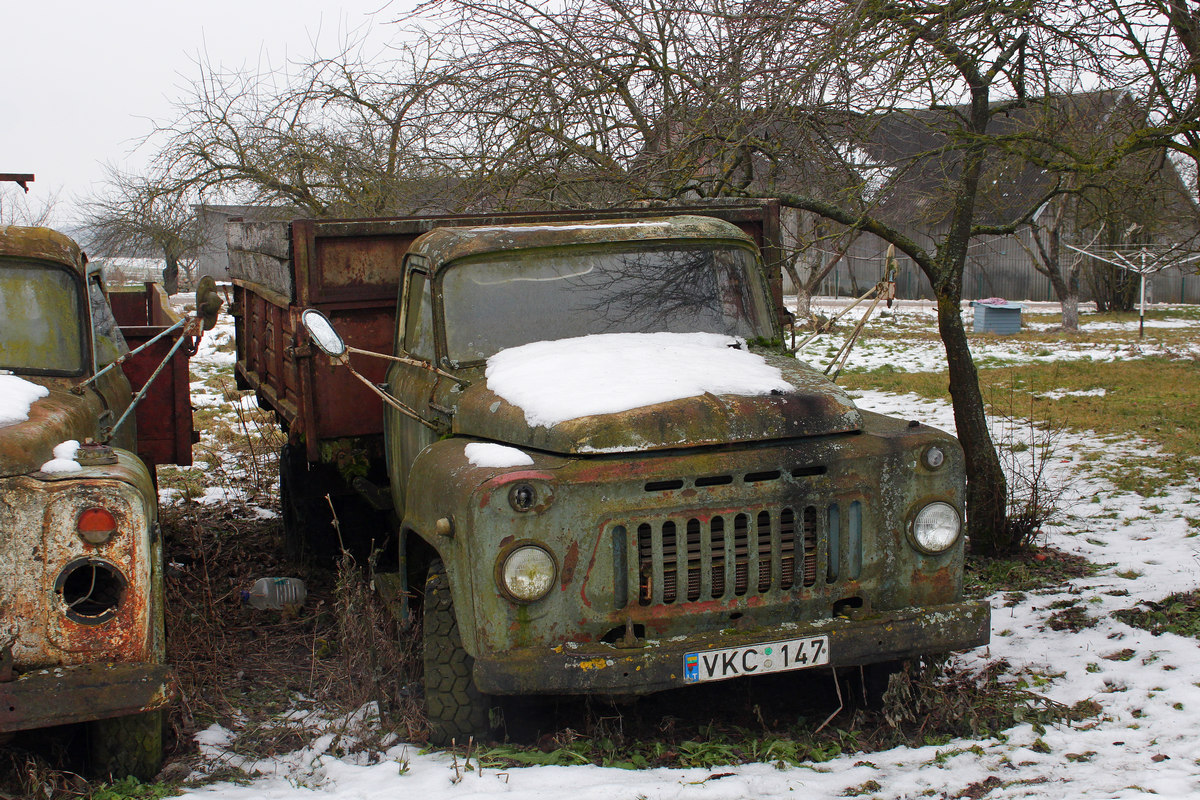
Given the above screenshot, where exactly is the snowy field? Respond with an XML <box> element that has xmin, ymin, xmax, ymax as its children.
<box><xmin>168</xmin><ymin>297</ymin><xmax>1200</xmax><ymax>800</ymax></box>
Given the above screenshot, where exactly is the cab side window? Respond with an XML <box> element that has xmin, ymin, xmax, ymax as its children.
<box><xmin>403</xmin><ymin>269</ymin><xmax>434</xmax><ymax>361</ymax></box>
<box><xmin>88</xmin><ymin>276</ymin><xmax>129</xmax><ymax>367</ymax></box>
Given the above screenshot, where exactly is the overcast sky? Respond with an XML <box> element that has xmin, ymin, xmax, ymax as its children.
<box><xmin>2</xmin><ymin>1</ymin><xmax>412</xmax><ymax>227</ymax></box>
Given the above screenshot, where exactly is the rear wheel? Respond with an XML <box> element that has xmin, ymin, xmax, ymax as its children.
<box><xmin>87</xmin><ymin>709</ymin><xmax>164</xmax><ymax>781</ymax></box>
<box><xmin>279</xmin><ymin>444</ymin><xmax>393</xmax><ymax>565</ymax></box>
<box><xmin>423</xmin><ymin>559</ymin><xmax>492</xmax><ymax>746</ymax></box>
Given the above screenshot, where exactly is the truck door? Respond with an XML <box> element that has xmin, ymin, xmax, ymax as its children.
<box><xmin>86</xmin><ymin>272</ymin><xmax>136</xmax><ymax>452</ymax></box>
<box><xmin>384</xmin><ymin>258</ymin><xmax>441</xmax><ymax>517</ymax></box>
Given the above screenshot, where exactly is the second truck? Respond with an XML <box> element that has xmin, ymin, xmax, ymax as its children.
<box><xmin>228</xmin><ymin>201</ymin><xmax>990</xmax><ymax>744</ymax></box>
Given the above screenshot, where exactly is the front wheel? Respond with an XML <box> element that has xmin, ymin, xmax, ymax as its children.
<box><xmin>87</xmin><ymin>709</ymin><xmax>164</xmax><ymax>781</ymax></box>
<box><xmin>422</xmin><ymin>559</ymin><xmax>492</xmax><ymax>746</ymax></box>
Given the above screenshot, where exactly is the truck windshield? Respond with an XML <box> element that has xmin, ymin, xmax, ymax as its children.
<box><xmin>441</xmin><ymin>243</ymin><xmax>774</xmax><ymax>363</ymax></box>
<box><xmin>0</xmin><ymin>259</ymin><xmax>86</xmax><ymax>375</ymax></box>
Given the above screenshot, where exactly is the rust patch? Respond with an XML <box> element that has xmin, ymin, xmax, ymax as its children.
<box><xmin>560</xmin><ymin>539</ymin><xmax>580</xmax><ymax>589</ymax></box>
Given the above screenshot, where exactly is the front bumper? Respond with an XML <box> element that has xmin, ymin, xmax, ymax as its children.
<box><xmin>0</xmin><ymin>662</ymin><xmax>175</xmax><ymax>732</ymax></box>
<box><xmin>473</xmin><ymin>600</ymin><xmax>990</xmax><ymax>695</ymax></box>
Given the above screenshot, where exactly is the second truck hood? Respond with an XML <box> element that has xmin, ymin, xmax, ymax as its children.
<box><xmin>452</xmin><ymin>352</ymin><xmax>863</xmax><ymax>454</ymax></box>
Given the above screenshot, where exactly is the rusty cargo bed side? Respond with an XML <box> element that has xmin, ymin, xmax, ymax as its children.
<box><xmin>109</xmin><ymin>283</ymin><xmax>195</xmax><ymax>468</ymax></box>
<box><xmin>228</xmin><ymin>202</ymin><xmax>783</xmax><ymax>465</ymax></box>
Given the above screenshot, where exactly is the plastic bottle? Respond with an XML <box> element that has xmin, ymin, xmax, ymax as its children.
<box><xmin>242</xmin><ymin>577</ymin><xmax>307</xmax><ymax>610</ymax></box>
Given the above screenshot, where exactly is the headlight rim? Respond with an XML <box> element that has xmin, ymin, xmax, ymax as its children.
<box><xmin>908</xmin><ymin>501</ymin><xmax>962</xmax><ymax>555</ymax></box>
<box><xmin>496</xmin><ymin>542</ymin><xmax>558</xmax><ymax>604</ymax></box>
<box><xmin>921</xmin><ymin>445</ymin><xmax>947</xmax><ymax>470</ymax></box>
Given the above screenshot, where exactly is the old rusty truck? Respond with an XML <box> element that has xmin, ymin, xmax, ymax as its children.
<box><xmin>0</xmin><ymin>225</ymin><xmax>199</xmax><ymax>778</ymax></box>
<box><xmin>227</xmin><ymin>201</ymin><xmax>990</xmax><ymax>745</ymax></box>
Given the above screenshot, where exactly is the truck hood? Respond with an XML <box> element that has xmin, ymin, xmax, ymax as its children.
<box><xmin>0</xmin><ymin>376</ymin><xmax>97</xmax><ymax>478</ymax></box>
<box><xmin>452</xmin><ymin>346</ymin><xmax>863</xmax><ymax>454</ymax></box>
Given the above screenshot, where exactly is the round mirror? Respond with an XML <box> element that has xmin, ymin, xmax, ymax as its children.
<box><xmin>300</xmin><ymin>308</ymin><xmax>347</xmax><ymax>358</ymax></box>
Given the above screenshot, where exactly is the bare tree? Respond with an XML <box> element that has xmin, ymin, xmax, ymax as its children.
<box><xmin>148</xmin><ymin>38</ymin><xmax>464</xmax><ymax>216</ymax></box>
<box><xmin>0</xmin><ymin>183</ymin><xmax>59</xmax><ymax>227</ymax></box>
<box><xmin>84</xmin><ymin>168</ymin><xmax>200</xmax><ymax>294</ymax></box>
<box><xmin>1018</xmin><ymin>195</ymin><xmax>1097</xmax><ymax>331</ymax></box>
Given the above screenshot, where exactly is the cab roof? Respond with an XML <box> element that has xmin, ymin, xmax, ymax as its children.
<box><xmin>407</xmin><ymin>215</ymin><xmax>758</xmax><ymax>272</ymax></box>
<box><xmin>0</xmin><ymin>226</ymin><xmax>87</xmax><ymax>275</ymax></box>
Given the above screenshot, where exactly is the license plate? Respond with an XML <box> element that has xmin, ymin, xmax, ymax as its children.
<box><xmin>683</xmin><ymin>635</ymin><xmax>830</xmax><ymax>683</ymax></box>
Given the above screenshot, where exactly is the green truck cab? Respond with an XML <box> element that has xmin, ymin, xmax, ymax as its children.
<box><xmin>229</xmin><ymin>205</ymin><xmax>989</xmax><ymax>745</ymax></box>
<box><xmin>0</xmin><ymin>226</ymin><xmax>194</xmax><ymax>778</ymax></box>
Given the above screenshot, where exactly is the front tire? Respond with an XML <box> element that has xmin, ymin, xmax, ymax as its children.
<box><xmin>423</xmin><ymin>559</ymin><xmax>492</xmax><ymax>746</ymax></box>
<box><xmin>87</xmin><ymin>709</ymin><xmax>164</xmax><ymax>781</ymax></box>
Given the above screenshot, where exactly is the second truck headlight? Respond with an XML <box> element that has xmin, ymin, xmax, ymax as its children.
<box><xmin>911</xmin><ymin>502</ymin><xmax>961</xmax><ymax>553</ymax></box>
<box><xmin>500</xmin><ymin>545</ymin><xmax>556</xmax><ymax>602</ymax></box>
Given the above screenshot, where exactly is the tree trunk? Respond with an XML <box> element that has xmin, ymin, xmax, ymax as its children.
<box><xmin>1060</xmin><ymin>289</ymin><xmax>1080</xmax><ymax>331</ymax></box>
<box><xmin>794</xmin><ymin>286</ymin><xmax>813</xmax><ymax>320</ymax></box>
<box><xmin>1045</xmin><ymin>269</ymin><xmax>1079</xmax><ymax>332</ymax></box>
<box><xmin>935</xmin><ymin>293</ymin><xmax>1009</xmax><ymax>555</ymax></box>
<box><xmin>163</xmin><ymin>254</ymin><xmax>180</xmax><ymax>296</ymax></box>
<box><xmin>781</xmin><ymin>257</ymin><xmax>814</xmax><ymax>320</ymax></box>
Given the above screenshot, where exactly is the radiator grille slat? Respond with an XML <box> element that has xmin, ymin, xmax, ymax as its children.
<box><xmin>634</xmin><ymin>505</ymin><xmax>847</xmax><ymax>606</ymax></box>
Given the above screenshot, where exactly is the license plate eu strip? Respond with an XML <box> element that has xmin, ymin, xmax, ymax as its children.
<box><xmin>683</xmin><ymin>635</ymin><xmax>830</xmax><ymax>683</ymax></box>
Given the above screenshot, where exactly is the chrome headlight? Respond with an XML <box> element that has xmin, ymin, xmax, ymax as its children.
<box><xmin>911</xmin><ymin>502</ymin><xmax>961</xmax><ymax>553</ymax></box>
<box><xmin>499</xmin><ymin>545</ymin><xmax>556</xmax><ymax>603</ymax></box>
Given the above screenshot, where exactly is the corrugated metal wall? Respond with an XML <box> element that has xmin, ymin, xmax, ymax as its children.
<box><xmin>782</xmin><ymin>223</ymin><xmax>1200</xmax><ymax>303</ymax></box>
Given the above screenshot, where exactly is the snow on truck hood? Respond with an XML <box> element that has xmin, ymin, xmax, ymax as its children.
<box><xmin>0</xmin><ymin>374</ymin><xmax>50</xmax><ymax>428</ymax></box>
<box><xmin>0</xmin><ymin>376</ymin><xmax>96</xmax><ymax>478</ymax></box>
<box><xmin>453</xmin><ymin>332</ymin><xmax>863</xmax><ymax>454</ymax></box>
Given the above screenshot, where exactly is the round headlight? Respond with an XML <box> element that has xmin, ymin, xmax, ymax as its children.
<box><xmin>911</xmin><ymin>502</ymin><xmax>961</xmax><ymax>553</ymax></box>
<box><xmin>500</xmin><ymin>545</ymin><xmax>556</xmax><ymax>602</ymax></box>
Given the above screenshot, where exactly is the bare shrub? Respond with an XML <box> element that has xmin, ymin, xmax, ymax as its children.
<box><xmin>988</xmin><ymin>390</ymin><xmax>1073</xmax><ymax>553</ymax></box>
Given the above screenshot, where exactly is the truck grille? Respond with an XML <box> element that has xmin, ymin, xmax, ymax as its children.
<box><xmin>628</xmin><ymin>502</ymin><xmax>862</xmax><ymax>606</ymax></box>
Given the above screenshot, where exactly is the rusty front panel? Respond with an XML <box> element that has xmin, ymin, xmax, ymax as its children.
<box><xmin>0</xmin><ymin>663</ymin><xmax>174</xmax><ymax>732</ymax></box>
<box><xmin>403</xmin><ymin>412</ymin><xmax>970</xmax><ymax>674</ymax></box>
<box><xmin>0</xmin><ymin>457</ymin><xmax>156</xmax><ymax>670</ymax></box>
<box><xmin>0</xmin><ymin>226</ymin><xmax>86</xmax><ymax>277</ymax></box>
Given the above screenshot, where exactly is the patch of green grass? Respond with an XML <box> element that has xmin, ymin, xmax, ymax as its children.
<box><xmin>841</xmin><ymin>357</ymin><xmax>1200</xmax><ymax>486</ymax></box>
<box><xmin>472</xmin><ymin>659</ymin><xmax>1097</xmax><ymax>771</ymax></box>
<box><xmin>1115</xmin><ymin>590</ymin><xmax>1200</xmax><ymax>639</ymax></box>
<box><xmin>965</xmin><ymin>548</ymin><xmax>1105</xmax><ymax>597</ymax></box>
<box><xmin>843</xmin><ymin>780</ymin><xmax>883</xmax><ymax>796</ymax></box>
<box><xmin>1046</xmin><ymin>605</ymin><xmax>1098</xmax><ymax>632</ymax></box>
<box><xmin>90</xmin><ymin>778</ymin><xmax>181</xmax><ymax>800</ymax></box>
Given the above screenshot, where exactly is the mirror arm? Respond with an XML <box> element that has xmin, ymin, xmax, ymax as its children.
<box><xmin>344</xmin><ymin>345</ymin><xmax>469</xmax><ymax>386</ymax></box>
<box><xmin>342</xmin><ymin>361</ymin><xmax>439</xmax><ymax>430</ymax></box>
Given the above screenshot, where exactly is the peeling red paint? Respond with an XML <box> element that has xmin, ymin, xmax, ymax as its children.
<box><xmin>561</xmin><ymin>540</ymin><xmax>579</xmax><ymax>589</ymax></box>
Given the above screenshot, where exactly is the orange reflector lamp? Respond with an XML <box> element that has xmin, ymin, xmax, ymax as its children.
<box><xmin>77</xmin><ymin>508</ymin><xmax>118</xmax><ymax>545</ymax></box>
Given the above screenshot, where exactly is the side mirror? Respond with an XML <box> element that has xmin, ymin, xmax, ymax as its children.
<box><xmin>300</xmin><ymin>308</ymin><xmax>346</xmax><ymax>359</ymax></box>
<box><xmin>196</xmin><ymin>276</ymin><xmax>224</xmax><ymax>331</ymax></box>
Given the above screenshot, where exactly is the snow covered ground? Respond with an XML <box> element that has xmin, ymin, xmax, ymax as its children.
<box><xmin>171</xmin><ymin>299</ymin><xmax>1200</xmax><ymax>799</ymax></box>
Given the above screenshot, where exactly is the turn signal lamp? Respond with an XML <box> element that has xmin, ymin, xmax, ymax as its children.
<box><xmin>77</xmin><ymin>508</ymin><xmax>118</xmax><ymax>545</ymax></box>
